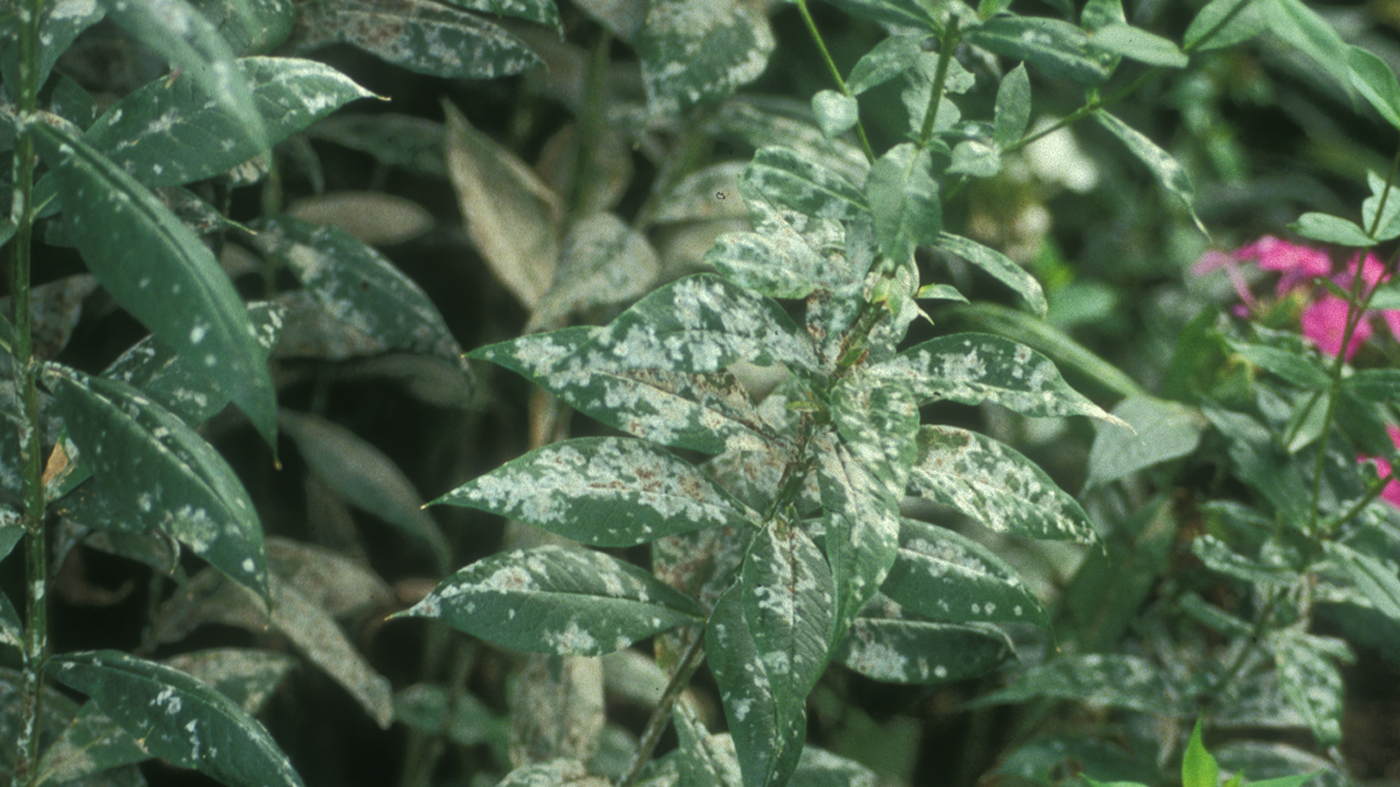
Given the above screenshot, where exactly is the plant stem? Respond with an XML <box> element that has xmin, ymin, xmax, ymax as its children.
<box><xmin>794</xmin><ymin>0</ymin><xmax>875</xmax><ymax>164</ymax></box>
<box><xmin>616</xmin><ymin>628</ymin><xmax>707</xmax><ymax>787</ymax></box>
<box><xmin>919</xmin><ymin>22</ymin><xmax>960</xmax><ymax>148</ymax></box>
<box><xmin>10</xmin><ymin>0</ymin><xmax>51</xmax><ymax>784</ymax></box>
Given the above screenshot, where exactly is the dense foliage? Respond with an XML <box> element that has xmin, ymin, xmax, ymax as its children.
<box><xmin>2</xmin><ymin>1</ymin><xmax>1400</xmax><ymax>787</ymax></box>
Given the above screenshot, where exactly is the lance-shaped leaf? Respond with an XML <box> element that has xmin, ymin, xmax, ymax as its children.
<box><xmin>30</xmin><ymin>120</ymin><xmax>277</xmax><ymax>449</ymax></box>
<box><xmin>0</xmin><ymin>0</ymin><xmax>104</xmax><ymax>93</ymax></box>
<box><xmin>867</xmin><ymin>143</ymin><xmax>940</xmax><ymax>265</ymax></box>
<box><xmin>48</xmin><ymin>650</ymin><xmax>303</xmax><ymax>787</ymax></box>
<box><xmin>742</xmin><ymin>523</ymin><xmax>834</xmax><ymax>733</ymax></box>
<box><xmin>1262</xmin><ymin>0</ymin><xmax>1353</xmax><ymax>99</ymax></box>
<box><xmin>1084</xmin><ymin>395</ymin><xmax>1205</xmax><ymax>490</ymax></box>
<box><xmin>742</xmin><ymin>147</ymin><xmax>869</xmax><ymax>222</ymax></box>
<box><xmin>830</xmin><ymin>373</ymin><xmax>917</xmax><ymax>499</ymax></box>
<box><xmin>971</xmin><ymin>654</ymin><xmax>1178</xmax><ymax>713</ymax></box>
<box><xmin>993</xmin><ymin>64</ymin><xmax>1032</xmax><ymax>147</ymax></box>
<box><xmin>816</xmin><ymin>436</ymin><xmax>901</xmax><ymax>644</ymax></box>
<box><xmin>965</xmin><ymin>16</ymin><xmax>1111</xmax><ymax>84</ymax></box>
<box><xmin>431</xmin><ymin>437</ymin><xmax>756</xmax><ymax>547</ymax></box>
<box><xmin>847</xmin><ymin>35</ymin><xmax>923</xmax><ymax>96</ymax></box>
<box><xmin>1093</xmin><ymin>110</ymin><xmax>1205</xmax><ymax>234</ymax></box>
<box><xmin>50</xmin><ymin>371</ymin><xmax>269</xmax><ymax>598</ymax></box>
<box><xmin>1350</xmin><ymin>46</ymin><xmax>1400</xmax><ymax>132</ymax></box>
<box><xmin>398</xmin><ymin>545</ymin><xmax>705</xmax><ymax>656</ymax></box>
<box><xmin>1267</xmin><ymin>631</ymin><xmax>1350</xmax><ymax>746</ymax></box>
<box><xmin>934</xmin><ymin>233</ymin><xmax>1046</xmax><ymax>317</ymax></box>
<box><xmin>1184</xmin><ymin>0</ymin><xmax>1265</xmax><ymax>51</ymax></box>
<box><xmin>293</xmin><ymin>0</ymin><xmax>542</xmax><ymax>79</ymax></box>
<box><xmin>1088</xmin><ymin>23</ymin><xmax>1187</xmax><ymax>68</ymax></box>
<box><xmin>706</xmin><ymin>587</ymin><xmax>805</xmax><ymax>787</ymax></box>
<box><xmin>188</xmin><ymin>0</ymin><xmax>295</xmax><ymax>55</ymax></box>
<box><xmin>873</xmin><ymin>333</ymin><xmax>1115</xmax><ymax>422</ymax></box>
<box><xmin>80</xmin><ymin>57</ymin><xmax>372</xmax><ymax>189</ymax></box>
<box><xmin>837</xmin><ymin>616</ymin><xmax>1013</xmax><ymax>684</ymax></box>
<box><xmin>881</xmin><ymin>518</ymin><xmax>1049</xmax><ymax>627</ymax></box>
<box><xmin>652</xmin><ymin>523</ymin><xmax>747</xmax><ymax>671</ymax></box>
<box><xmin>590</xmin><ymin>273</ymin><xmax>819</xmax><ymax>374</ymax></box>
<box><xmin>635</xmin><ymin>0</ymin><xmax>774</xmax><ymax>119</ymax></box>
<box><xmin>1321</xmin><ymin>541</ymin><xmax>1400</xmax><ymax>625</ymax></box>
<box><xmin>816</xmin><ymin>0</ymin><xmax>938</xmax><ymax>28</ymax></box>
<box><xmin>436</xmin><ymin>0</ymin><xmax>560</xmax><ymax>29</ymax></box>
<box><xmin>526</xmin><ymin>213</ymin><xmax>660</xmax><ymax>333</ymax></box>
<box><xmin>673</xmin><ymin>701</ymin><xmax>741</xmax><ymax>787</ymax></box>
<box><xmin>257</xmin><ymin>216</ymin><xmax>466</xmax><ymax>370</ymax></box>
<box><xmin>910</xmin><ymin>426</ymin><xmax>1096</xmax><ymax>542</ymax></box>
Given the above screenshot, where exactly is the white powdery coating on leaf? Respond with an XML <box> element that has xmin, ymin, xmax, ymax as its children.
<box><xmin>544</xmin><ymin>619</ymin><xmax>599</xmax><ymax>655</ymax></box>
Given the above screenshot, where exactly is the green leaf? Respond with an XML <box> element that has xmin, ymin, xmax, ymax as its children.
<box><xmin>831</xmin><ymin>373</ymin><xmax>917</xmax><ymax>499</ymax></box>
<box><xmin>837</xmin><ymin>617</ymin><xmax>1012</xmax><ymax>684</ymax></box>
<box><xmin>393</xmin><ymin>684</ymin><xmax>503</xmax><ymax>747</ymax></box>
<box><xmin>993</xmin><ymin>63</ymin><xmax>1031</xmax><ymax>147</ymax></box>
<box><xmin>430</xmin><ymin>437</ymin><xmax>756</xmax><ymax>547</ymax></box>
<box><xmin>742</xmin><ymin>523</ymin><xmax>834</xmax><ymax>742</ymax></box>
<box><xmin>51</xmin><ymin>371</ymin><xmax>269</xmax><ymax>599</ymax></box>
<box><xmin>1192</xmin><ymin>535</ymin><xmax>1294</xmax><ymax>585</ymax></box>
<box><xmin>398</xmin><ymin>545</ymin><xmax>705</xmax><ymax>656</ymax></box>
<box><xmin>1229</xmin><ymin>341</ymin><xmax>1331</xmax><ymax>389</ymax></box>
<box><xmin>1093</xmin><ymin>110</ymin><xmax>1206</xmax><ymax>235</ymax></box>
<box><xmin>48</xmin><ymin>650</ymin><xmax>303</xmax><ymax>787</ymax></box>
<box><xmin>435</xmin><ymin>0</ymin><xmax>561</xmax><ymax>29</ymax></box>
<box><xmin>589</xmin><ymin>273</ymin><xmax>820</xmax><ymax>374</ymax></box>
<box><xmin>1288</xmin><ymin>212</ymin><xmax>1374</xmax><ymax>247</ymax></box>
<box><xmin>1268</xmin><ymin>631</ymin><xmax>1349</xmax><ymax>746</ymax></box>
<box><xmin>1088</xmin><ymin>23</ymin><xmax>1187</xmax><ymax>68</ymax></box>
<box><xmin>706</xmin><ymin>587</ymin><xmax>805</xmax><ymax>787</ymax></box>
<box><xmin>672</xmin><ymin>701</ymin><xmax>735</xmax><ymax>787</ymax></box>
<box><xmin>527</xmin><ymin>213</ymin><xmax>661</xmax><ymax>333</ymax></box>
<box><xmin>881</xmin><ymin>518</ymin><xmax>1049</xmax><ymax>627</ymax></box>
<box><xmin>810</xmin><ymin>0</ymin><xmax>938</xmax><ymax>29</ymax></box>
<box><xmin>948</xmin><ymin>139</ymin><xmax>1001</xmax><ymax>178</ymax></box>
<box><xmin>495</xmin><ymin>759</ymin><xmax>605</xmax><ymax>787</ymax></box>
<box><xmin>909</xmin><ymin>425</ymin><xmax>1097</xmax><ymax>542</ymax></box>
<box><xmin>1322</xmin><ymin>541</ymin><xmax>1400</xmax><ymax>625</ymax></box>
<box><xmin>99</xmin><ymin>0</ymin><xmax>267</xmax><ymax>150</ymax></box>
<box><xmin>875</xmin><ymin>333</ymin><xmax>1115</xmax><ymax>422</ymax></box>
<box><xmin>1085</xmin><ymin>396</ymin><xmax>1205</xmax><ymax>489</ymax></box>
<box><xmin>635</xmin><ymin>0</ymin><xmax>774</xmax><ymax>119</ymax></box>
<box><xmin>934</xmin><ymin>233</ymin><xmax>1046</xmax><ymax>316</ymax></box>
<box><xmin>847</xmin><ymin>35</ymin><xmax>922</xmax><ymax>96</ymax></box>
<box><xmin>1262</xmin><ymin>0</ymin><xmax>1354</xmax><ymax>99</ymax></box>
<box><xmin>1342</xmin><ymin>368</ymin><xmax>1400</xmax><ymax>403</ymax></box>
<box><xmin>964</xmin><ymin>16</ymin><xmax>1112</xmax><ymax>84</ymax></box>
<box><xmin>972</xmin><ymin>654</ymin><xmax>1177</xmax><ymax>713</ymax></box>
<box><xmin>812</xmin><ymin>90</ymin><xmax>859</xmax><ymax>140</ymax></box>
<box><xmin>1182</xmin><ymin>719</ymin><xmax>1219</xmax><ymax>787</ymax></box>
<box><xmin>1349</xmin><ymin>46</ymin><xmax>1400</xmax><ymax>131</ymax></box>
<box><xmin>867</xmin><ymin>143</ymin><xmax>940</xmax><ymax>264</ymax></box>
<box><xmin>1361</xmin><ymin>169</ymin><xmax>1400</xmax><ymax>242</ymax></box>
<box><xmin>79</xmin><ymin>57</ymin><xmax>371</xmax><ymax>189</ymax></box>
<box><xmin>1184</xmin><ymin>0</ymin><xmax>1265</xmax><ymax>52</ymax></box>
<box><xmin>257</xmin><ymin>216</ymin><xmax>466</xmax><ymax>370</ymax></box>
<box><xmin>743</xmin><ymin>147</ymin><xmax>869</xmax><ymax>222</ymax></box>
<box><xmin>816</xmin><ymin>437</ymin><xmax>902</xmax><ymax>641</ymax></box>
<box><xmin>187</xmin><ymin>0</ymin><xmax>295</xmax><ymax>55</ymax></box>
<box><xmin>472</xmin><ymin>327</ymin><xmax>770</xmax><ymax>455</ymax></box>
<box><xmin>29</xmin><ymin>121</ymin><xmax>277</xmax><ymax>449</ymax></box>
<box><xmin>0</xmin><ymin>0</ymin><xmax>104</xmax><ymax>92</ymax></box>
<box><xmin>293</xmin><ymin>0</ymin><xmax>542</xmax><ymax>79</ymax></box>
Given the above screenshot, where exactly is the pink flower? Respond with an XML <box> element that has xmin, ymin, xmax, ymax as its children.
<box><xmin>1238</xmin><ymin>236</ymin><xmax>1332</xmax><ymax>296</ymax></box>
<box><xmin>1300</xmin><ymin>295</ymin><xmax>1371</xmax><ymax>360</ymax></box>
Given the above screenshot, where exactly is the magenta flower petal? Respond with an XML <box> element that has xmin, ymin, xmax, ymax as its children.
<box><xmin>1301</xmin><ymin>295</ymin><xmax>1371</xmax><ymax>359</ymax></box>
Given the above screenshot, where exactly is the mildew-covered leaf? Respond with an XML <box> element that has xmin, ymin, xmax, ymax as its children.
<box><xmin>0</xmin><ymin>274</ymin><xmax>99</xmax><ymax>362</ymax></box>
<box><xmin>1088</xmin><ymin>23</ymin><xmax>1186</xmax><ymax>68</ymax></box>
<box><xmin>434</xmin><ymin>0</ymin><xmax>560</xmax><ymax>29</ymax></box>
<box><xmin>473</xmin><ymin>328</ymin><xmax>771</xmax><ymax>455</ymax></box>
<box><xmin>1267</xmin><ymin>631</ymin><xmax>1350</xmax><ymax>746</ymax></box>
<box><xmin>708</xmin><ymin>99</ymin><xmax>868</xmax><ymax>186</ymax></box>
<box><xmin>258</xmin><ymin>215</ymin><xmax>466</xmax><ymax>371</ymax></box>
<box><xmin>398</xmin><ymin>545</ymin><xmax>705</xmax><ymax>656</ymax></box>
<box><xmin>288</xmin><ymin>191</ymin><xmax>434</xmax><ymax>246</ymax></box>
<box><xmin>48</xmin><ymin>650</ymin><xmax>303</xmax><ymax>787</ymax></box>
<box><xmin>0</xmin><ymin>0</ymin><xmax>104</xmax><ymax>104</ymax></box>
<box><xmin>188</xmin><ymin>0</ymin><xmax>294</xmax><ymax>54</ymax></box>
<box><xmin>742</xmin><ymin>147</ymin><xmax>869</xmax><ymax>222</ymax></box>
<box><xmin>1320</xmin><ymin>541</ymin><xmax>1400</xmax><ymax>625</ymax></box>
<box><xmin>815</xmin><ymin>0</ymin><xmax>938</xmax><ymax>28</ymax></box>
<box><xmin>836</xmin><ymin>616</ymin><xmax>1012</xmax><ymax>684</ymax></box>
<box><xmin>910</xmin><ymin>426</ymin><xmax>1096</xmax><ymax>542</ymax></box>
<box><xmin>674</xmin><ymin>700</ymin><xmax>742</xmax><ymax>787</ymax></box>
<box><xmin>934</xmin><ymin>233</ymin><xmax>1046</xmax><ymax>317</ymax></box>
<box><xmin>526</xmin><ymin>213</ymin><xmax>660</xmax><ymax>333</ymax></box>
<box><xmin>80</xmin><ymin>57</ymin><xmax>371</xmax><ymax>188</ymax></box>
<box><xmin>263</xmin><ymin>537</ymin><xmax>393</xmax><ymax>618</ymax></box>
<box><xmin>651</xmin><ymin>161</ymin><xmax>749</xmax><ymax>223</ymax></box>
<box><xmin>706</xmin><ymin>587</ymin><xmax>805</xmax><ymax>787</ymax></box>
<box><xmin>812</xmin><ymin>90</ymin><xmax>858</xmax><ymax>140</ymax></box>
<box><xmin>874</xmin><ymin>333</ymin><xmax>1115</xmax><ymax>422</ymax></box>
<box><xmin>443</xmin><ymin>100</ymin><xmax>561</xmax><ymax>309</ymax></box>
<box><xmin>279</xmin><ymin>409</ymin><xmax>450</xmax><ymax>572</ymax></box>
<box><xmin>1193</xmin><ymin>535</ymin><xmax>1295</xmax><ymax>585</ymax></box>
<box><xmin>495</xmin><ymin>758</ymin><xmax>609</xmax><ymax>787</ymax></box>
<box><xmin>1093</xmin><ymin>110</ymin><xmax>1205</xmax><ymax>234</ymax></box>
<box><xmin>972</xmin><ymin>654</ymin><xmax>1178</xmax><ymax>713</ymax></box>
<box><xmin>510</xmin><ymin>655</ymin><xmax>604</xmax><ymax>767</ymax></box>
<box><xmin>50</xmin><ymin>370</ymin><xmax>269</xmax><ymax>598</ymax></box>
<box><xmin>830</xmin><ymin>372</ymin><xmax>917</xmax><ymax>500</ymax></box>
<box><xmin>816</xmin><ymin>435</ymin><xmax>901</xmax><ymax>641</ymax></box>
<box><xmin>635</xmin><ymin>0</ymin><xmax>774</xmax><ymax>120</ymax></box>
<box><xmin>881</xmin><ymin>518</ymin><xmax>1049</xmax><ymax>627</ymax></box>
<box><xmin>591</xmin><ymin>273</ymin><xmax>819</xmax><ymax>374</ymax></box>
<box><xmin>293</xmin><ymin>0</ymin><xmax>542</xmax><ymax>79</ymax></box>
<box><xmin>1084</xmin><ymin>395</ymin><xmax>1205</xmax><ymax>490</ymax></box>
<box><xmin>0</xmin><ymin>590</ymin><xmax>20</xmax><ymax>652</ymax></box>
<box><xmin>847</xmin><ymin>35</ymin><xmax>922</xmax><ymax>96</ymax></box>
<box><xmin>394</xmin><ymin>683</ymin><xmax>503</xmax><ymax>747</ymax></box>
<box><xmin>30</xmin><ymin>121</ymin><xmax>277</xmax><ymax>448</ymax></box>
<box><xmin>964</xmin><ymin>15</ymin><xmax>1111</xmax><ymax>84</ymax></box>
<box><xmin>652</xmin><ymin>524</ymin><xmax>747</xmax><ymax>671</ymax></box>
<box><xmin>742</xmin><ymin>523</ymin><xmax>835</xmax><ymax>732</ymax></box>
<box><xmin>867</xmin><ymin>143</ymin><xmax>940</xmax><ymax>265</ymax></box>
<box><xmin>431</xmin><ymin>437</ymin><xmax>756</xmax><ymax>547</ymax></box>
<box><xmin>993</xmin><ymin>63</ymin><xmax>1031</xmax><ymax>147</ymax></box>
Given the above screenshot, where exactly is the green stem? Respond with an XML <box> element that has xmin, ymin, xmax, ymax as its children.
<box><xmin>794</xmin><ymin>0</ymin><xmax>875</xmax><ymax>164</ymax></box>
<box><xmin>1004</xmin><ymin>66</ymin><xmax>1160</xmax><ymax>155</ymax></box>
<box><xmin>919</xmin><ymin>23</ymin><xmax>960</xmax><ymax>148</ymax></box>
<box><xmin>616</xmin><ymin>628</ymin><xmax>707</xmax><ymax>787</ymax></box>
<box><xmin>11</xmin><ymin>0</ymin><xmax>51</xmax><ymax>784</ymax></box>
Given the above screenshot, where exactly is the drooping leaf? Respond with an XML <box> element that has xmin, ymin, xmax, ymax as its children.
<box><xmin>1322</xmin><ymin>541</ymin><xmax>1400</xmax><ymax>625</ymax></box>
<box><xmin>910</xmin><ymin>425</ymin><xmax>1097</xmax><ymax>542</ymax></box>
<box><xmin>1084</xmin><ymin>396</ymin><xmax>1206</xmax><ymax>490</ymax></box>
<box><xmin>1267</xmin><ymin>631</ymin><xmax>1350</xmax><ymax>746</ymax></box>
<box><xmin>706</xmin><ymin>586</ymin><xmax>805</xmax><ymax>787</ymax></box>
<box><xmin>509</xmin><ymin>655</ymin><xmax>604</xmax><ymax>767</ymax></box>
<box><xmin>293</xmin><ymin>0</ymin><xmax>542</xmax><ymax>79</ymax></box>
<box><xmin>1093</xmin><ymin>110</ymin><xmax>1206</xmax><ymax>234</ymax></box>
<box><xmin>847</xmin><ymin>35</ymin><xmax>923</xmax><ymax>96</ymax></box>
<box><xmin>867</xmin><ymin>143</ymin><xmax>940</xmax><ymax>265</ymax></box>
<box><xmin>393</xmin><ymin>684</ymin><xmax>503</xmax><ymax>748</ymax></box>
<box><xmin>635</xmin><ymin>0</ymin><xmax>774</xmax><ymax>119</ymax></box>
<box><xmin>398</xmin><ymin>545</ymin><xmax>705</xmax><ymax>656</ymax></box>
<box><xmin>881</xmin><ymin>518</ymin><xmax>1049</xmax><ymax>627</ymax></box>
<box><xmin>742</xmin><ymin>147</ymin><xmax>870</xmax><ymax>222</ymax></box>
<box><xmin>48</xmin><ymin>650</ymin><xmax>303</xmax><ymax>787</ymax></box>
<box><xmin>836</xmin><ymin>616</ymin><xmax>1013</xmax><ymax>684</ymax></box>
<box><xmin>50</xmin><ymin>370</ymin><xmax>268</xmax><ymax>598</ymax></box>
<box><xmin>993</xmin><ymin>64</ymin><xmax>1032</xmax><ymax>147</ymax></box>
<box><xmin>79</xmin><ymin>58</ymin><xmax>372</xmax><ymax>188</ymax></box>
<box><xmin>30</xmin><ymin>120</ymin><xmax>277</xmax><ymax>448</ymax></box>
<box><xmin>972</xmin><ymin>654</ymin><xmax>1178</xmax><ymax>713</ymax></box>
<box><xmin>257</xmin><ymin>215</ymin><xmax>467</xmax><ymax>370</ymax></box>
<box><xmin>1349</xmin><ymin>46</ymin><xmax>1400</xmax><ymax>132</ymax></box>
<box><xmin>708</xmin><ymin>98</ymin><xmax>869</xmax><ymax>186</ymax></box>
<box><xmin>431</xmin><ymin>437</ymin><xmax>756</xmax><ymax>547</ymax></box>
<box><xmin>934</xmin><ymin>233</ymin><xmax>1046</xmax><ymax>316</ymax></box>
<box><xmin>1184</xmin><ymin>0</ymin><xmax>1264</xmax><ymax>52</ymax></box>
<box><xmin>1261</xmin><ymin>0</ymin><xmax>1354</xmax><ymax>98</ymax></box>
<box><xmin>815</xmin><ymin>436</ymin><xmax>902</xmax><ymax>640</ymax></box>
<box><xmin>526</xmin><ymin>213</ymin><xmax>660</xmax><ymax>333</ymax></box>
<box><xmin>873</xmin><ymin>333</ymin><xmax>1115</xmax><ymax>422</ymax></box>
<box><xmin>964</xmin><ymin>16</ymin><xmax>1112</xmax><ymax>84</ymax></box>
